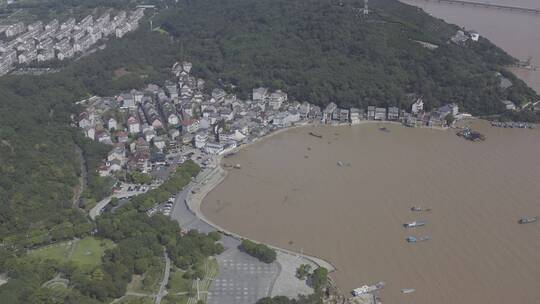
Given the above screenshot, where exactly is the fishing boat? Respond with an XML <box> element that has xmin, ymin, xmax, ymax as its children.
<box><xmin>309</xmin><ymin>131</ymin><xmax>323</xmax><ymax>138</ymax></box>
<box><xmin>406</xmin><ymin>236</ymin><xmax>430</xmax><ymax>243</ymax></box>
<box><xmin>457</xmin><ymin>127</ymin><xmax>486</xmax><ymax>142</ymax></box>
<box><xmin>351</xmin><ymin>282</ymin><xmax>386</xmax><ymax>296</ymax></box>
<box><xmin>403</xmin><ymin>220</ymin><xmax>427</xmax><ymax>228</ymax></box>
<box><xmin>518</xmin><ymin>216</ymin><xmax>538</xmax><ymax>224</ymax></box>
<box><xmin>401</xmin><ymin>288</ymin><xmax>415</xmax><ymax>294</ymax></box>
<box><xmin>411</xmin><ymin>206</ymin><xmax>432</xmax><ymax>212</ymax></box>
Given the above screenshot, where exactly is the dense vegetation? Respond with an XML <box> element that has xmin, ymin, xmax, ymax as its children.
<box><xmin>0</xmin><ymin>6</ymin><xmax>203</xmax><ymax>302</ymax></box>
<box><xmin>257</xmin><ymin>295</ymin><xmax>323</xmax><ymax>304</ymax></box>
<box><xmin>239</xmin><ymin>239</ymin><xmax>277</xmax><ymax>264</ymax></box>
<box><xmin>158</xmin><ymin>0</ymin><xmax>538</xmax><ymax>115</ymax></box>
<box><xmin>1</xmin><ymin>0</ymin><xmax>538</xmax><ymax>302</ymax></box>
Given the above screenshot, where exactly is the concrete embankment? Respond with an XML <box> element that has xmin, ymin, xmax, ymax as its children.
<box><xmin>186</xmin><ymin>147</ymin><xmax>337</xmax><ymax>273</ymax></box>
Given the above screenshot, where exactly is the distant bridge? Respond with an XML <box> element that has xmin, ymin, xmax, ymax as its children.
<box><xmin>408</xmin><ymin>0</ymin><xmax>540</xmax><ymax>15</ymax></box>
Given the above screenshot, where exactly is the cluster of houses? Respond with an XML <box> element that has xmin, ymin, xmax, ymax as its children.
<box><xmin>451</xmin><ymin>29</ymin><xmax>480</xmax><ymax>45</ymax></box>
<box><xmin>0</xmin><ymin>8</ymin><xmax>144</xmax><ymax>75</ymax></box>
<box><xmin>76</xmin><ymin>61</ymin><xmax>462</xmax><ymax>177</ymax></box>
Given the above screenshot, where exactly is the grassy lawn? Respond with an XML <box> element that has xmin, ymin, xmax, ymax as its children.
<box><xmin>28</xmin><ymin>237</ymin><xmax>115</xmax><ymax>271</ymax></box>
<box><xmin>141</xmin><ymin>262</ymin><xmax>164</xmax><ymax>293</ymax></box>
<box><xmin>127</xmin><ymin>259</ymin><xmax>165</xmax><ymax>295</ymax></box>
<box><xmin>28</xmin><ymin>241</ymin><xmax>73</xmax><ymax>261</ymax></box>
<box><xmin>70</xmin><ymin>237</ymin><xmax>115</xmax><ymax>271</ymax></box>
<box><xmin>167</xmin><ymin>267</ymin><xmax>192</xmax><ymax>294</ymax></box>
<box><xmin>126</xmin><ymin>274</ymin><xmax>145</xmax><ymax>294</ymax></box>
<box><xmin>162</xmin><ymin>294</ymin><xmax>188</xmax><ymax>304</ymax></box>
<box><xmin>117</xmin><ymin>296</ymin><xmax>154</xmax><ymax>304</ymax></box>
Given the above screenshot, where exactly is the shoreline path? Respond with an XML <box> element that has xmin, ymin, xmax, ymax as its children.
<box><xmin>170</xmin><ymin>136</ymin><xmax>337</xmax><ymax>303</ymax></box>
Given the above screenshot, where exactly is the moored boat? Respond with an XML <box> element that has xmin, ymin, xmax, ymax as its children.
<box><xmin>309</xmin><ymin>131</ymin><xmax>323</xmax><ymax>138</ymax></box>
<box><xmin>518</xmin><ymin>216</ymin><xmax>538</xmax><ymax>224</ymax></box>
<box><xmin>403</xmin><ymin>220</ymin><xmax>427</xmax><ymax>228</ymax></box>
<box><xmin>406</xmin><ymin>236</ymin><xmax>430</xmax><ymax>243</ymax></box>
<box><xmin>411</xmin><ymin>206</ymin><xmax>432</xmax><ymax>212</ymax></box>
<box><xmin>351</xmin><ymin>281</ymin><xmax>386</xmax><ymax>296</ymax></box>
<box><xmin>401</xmin><ymin>288</ymin><xmax>415</xmax><ymax>294</ymax></box>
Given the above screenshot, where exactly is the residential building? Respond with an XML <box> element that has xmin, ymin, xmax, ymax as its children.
<box><xmin>253</xmin><ymin>87</ymin><xmax>268</xmax><ymax>101</ymax></box>
<box><xmin>387</xmin><ymin>107</ymin><xmax>400</xmax><ymax>121</ymax></box>
<box><xmin>108</xmin><ymin>117</ymin><xmax>117</xmax><ymax>130</ymax></box>
<box><xmin>411</xmin><ymin>98</ymin><xmax>424</xmax><ymax>114</ymax></box>
<box><xmin>349</xmin><ymin>108</ymin><xmax>362</xmax><ymax>124</ymax></box>
<box><xmin>374</xmin><ymin>107</ymin><xmax>386</xmax><ymax>120</ymax></box>
<box><xmin>127</xmin><ymin>116</ymin><xmax>140</xmax><ymax>134</ymax></box>
<box><xmin>322</xmin><ymin>102</ymin><xmax>337</xmax><ymax>123</ymax></box>
<box><xmin>501</xmin><ymin>100</ymin><xmax>517</xmax><ymax>111</ymax></box>
<box><xmin>204</xmin><ymin>141</ymin><xmax>224</xmax><ymax>154</ymax></box>
<box><xmin>367</xmin><ymin>106</ymin><xmax>376</xmax><ymax>120</ymax></box>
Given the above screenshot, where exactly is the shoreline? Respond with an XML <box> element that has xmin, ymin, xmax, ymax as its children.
<box><xmin>186</xmin><ymin>120</ymin><xmax>456</xmax><ymax>279</ymax></box>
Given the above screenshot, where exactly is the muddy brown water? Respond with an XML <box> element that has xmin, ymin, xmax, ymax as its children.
<box><xmin>202</xmin><ymin>121</ymin><xmax>540</xmax><ymax>304</ymax></box>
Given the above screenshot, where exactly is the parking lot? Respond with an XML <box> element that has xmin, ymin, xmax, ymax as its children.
<box><xmin>207</xmin><ymin>247</ymin><xmax>280</xmax><ymax>304</ymax></box>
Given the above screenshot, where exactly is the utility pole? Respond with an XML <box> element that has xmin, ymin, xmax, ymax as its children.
<box><xmin>363</xmin><ymin>0</ymin><xmax>369</xmax><ymax>16</ymax></box>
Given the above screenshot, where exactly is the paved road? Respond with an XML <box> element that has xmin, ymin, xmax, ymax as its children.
<box><xmin>89</xmin><ymin>185</ymin><xmax>146</xmax><ymax>220</ymax></box>
<box><xmin>155</xmin><ymin>250</ymin><xmax>171</xmax><ymax>304</ymax></box>
<box><xmin>170</xmin><ymin>180</ymin><xmax>281</xmax><ymax>304</ymax></box>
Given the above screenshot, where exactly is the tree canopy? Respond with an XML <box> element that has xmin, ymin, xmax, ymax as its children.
<box><xmin>157</xmin><ymin>0</ymin><xmax>537</xmax><ymax>114</ymax></box>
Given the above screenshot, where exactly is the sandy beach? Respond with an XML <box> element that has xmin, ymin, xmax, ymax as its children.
<box><xmin>202</xmin><ymin>120</ymin><xmax>540</xmax><ymax>304</ymax></box>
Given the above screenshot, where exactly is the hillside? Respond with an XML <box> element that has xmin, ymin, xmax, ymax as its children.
<box><xmin>159</xmin><ymin>0</ymin><xmax>537</xmax><ymax>114</ymax></box>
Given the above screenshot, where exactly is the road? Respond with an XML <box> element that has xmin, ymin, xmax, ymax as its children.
<box><xmin>170</xmin><ymin>169</ymin><xmax>282</xmax><ymax>304</ymax></box>
<box><xmin>89</xmin><ymin>184</ymin><xmax>146</xmax><ymax>220</ymax></box>
<box><xmin>72</xmin><ymin>146</ymin><xmax>86</xmax><ymax>208</ymax></box>
<box><xmin>155</xmin><ymin>249</ymin><xmax>171</xmax><ymax>304</ymax></box>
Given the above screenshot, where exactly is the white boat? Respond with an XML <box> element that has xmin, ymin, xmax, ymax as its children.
<box><xmin>403</xmin><ymin>220</ymin><xmax>427</xmax><ymax>228</ymax></box>
<box><xmin>352</xmin><ymin>282</ymin><xmax>386</xmax><ymax>296</ymax></box>
<box><xmin>401</xmin><ymin>288</ymin><xmax>415</xmax><ymax>294</ymax></box>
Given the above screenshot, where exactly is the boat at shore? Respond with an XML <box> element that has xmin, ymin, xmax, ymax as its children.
<box><xmin>518</xmin><ymin>216</ymin><xmax>538</xmax><ymax>224</ymax></box>
<box><xmin>309</xmin><ymin>131</ymin><xmax>323</xmax><ymax>138</ymax></box>
<box><xmin>401</xmin><ymin>288</ymin><xmax>415</xmax><ymax>294</ymax></box>
<box><xmin>457</xmin><ymin>127</ymin><xmax>486</xmax><ymax>142</ymax></box>
<box><xmin>352</xmin><ymin>282</ymin><xmax>386</xmax><ymax>296</ymax></box>
<box><xmin>411</xmin><ymin>206</ymin><xmax>431</xmax><ymax>212</ymax></box>
<box><xmin>406</xmin><ymin>236</ymin><xmax>431</xmax><ymax>243</ymax></box>
<box><xmin>403</xmin><ymin>220</ymin><xmax>427</xmax><ymax>228</ymax></box>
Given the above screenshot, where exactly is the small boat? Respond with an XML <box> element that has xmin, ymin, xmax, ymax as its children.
<box><xmin>233</xmin><ymin>164</ymin><xmax>242</xmax><ymax>169</ymax></box>
<box><xmin>411</xmin><ymin>206</ymin><xmax>432</xmax><ymax>212</ymax></box>
<box><xmin>518</xmin><ymin>216</ymin><xmax>538</xmax><ymax>224</ymax></box>
<box><xmin>379</xmin><ymin>127</ymin><xmax>390</xmax><ymax>133</ymax></box>
<box><xmin>309</xmin><ymin>131</ymin><xmax>323</xmax><ymax>138</ymax></box>
<box><xmin>406</xmin><ymin>236</ymin><xmax>430</xmax><ymax>243</ymax></box>
<box><xmin>351</xmin><ymin>282</ymin><xmax>386</xmax><ymax>296</ymax></box>
<box><xmin>403</xmin><ymin>220</ymin><xmax>427</xmax><ymax>228</ymax></box>
<box><xmin>337</xmin><ymin>161</ymin><xmax>344</xmax><ymax>167</ymax></box>
<box><xmin>401</xmin><ymin>288</ymin><xmax>415</xmax><ymax>294</ymax></box>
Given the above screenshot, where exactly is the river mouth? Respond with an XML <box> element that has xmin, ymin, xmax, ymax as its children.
<box><xmin>202</xmin><ymin>120</ymin><xmax>540</xmax><ymax>304</ymax></box>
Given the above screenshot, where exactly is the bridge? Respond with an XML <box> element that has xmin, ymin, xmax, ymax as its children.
<box><xmin>408</xmin><ymin>0</ymin><xmax>540</xmax><ymax>15</ymax></box>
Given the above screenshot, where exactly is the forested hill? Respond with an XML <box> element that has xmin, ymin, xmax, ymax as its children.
<box><xmin>159</xmin><ymin>0</ymin><xmax>537</xmax><ymax>115</ymax></box>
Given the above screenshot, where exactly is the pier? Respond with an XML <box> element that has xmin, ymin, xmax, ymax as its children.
<box><xmin>408</xmin><ymin>0</ymin><xmax>540</xmax><ymax>15</ymax></box>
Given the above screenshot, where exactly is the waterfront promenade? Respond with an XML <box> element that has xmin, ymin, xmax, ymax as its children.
<box><xmin>170</xmin><ymin>164</ymin><xmax>317</xmax><ymax>303</ymax></box>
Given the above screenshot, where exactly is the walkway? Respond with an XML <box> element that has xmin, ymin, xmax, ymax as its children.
<box><xmin>89</xmin><ymin>184</ymin><xmax>146</xmax><ymax>220</ymax></box>
<box><xmin>155</xmin><ymin>249</ymin><xmax>171</xmax><ymax>304</ymax></box>
<box><xmin>169</xmin><ymin>162</ymin><xmax>329</xmax><ymax>303</ymax></box>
